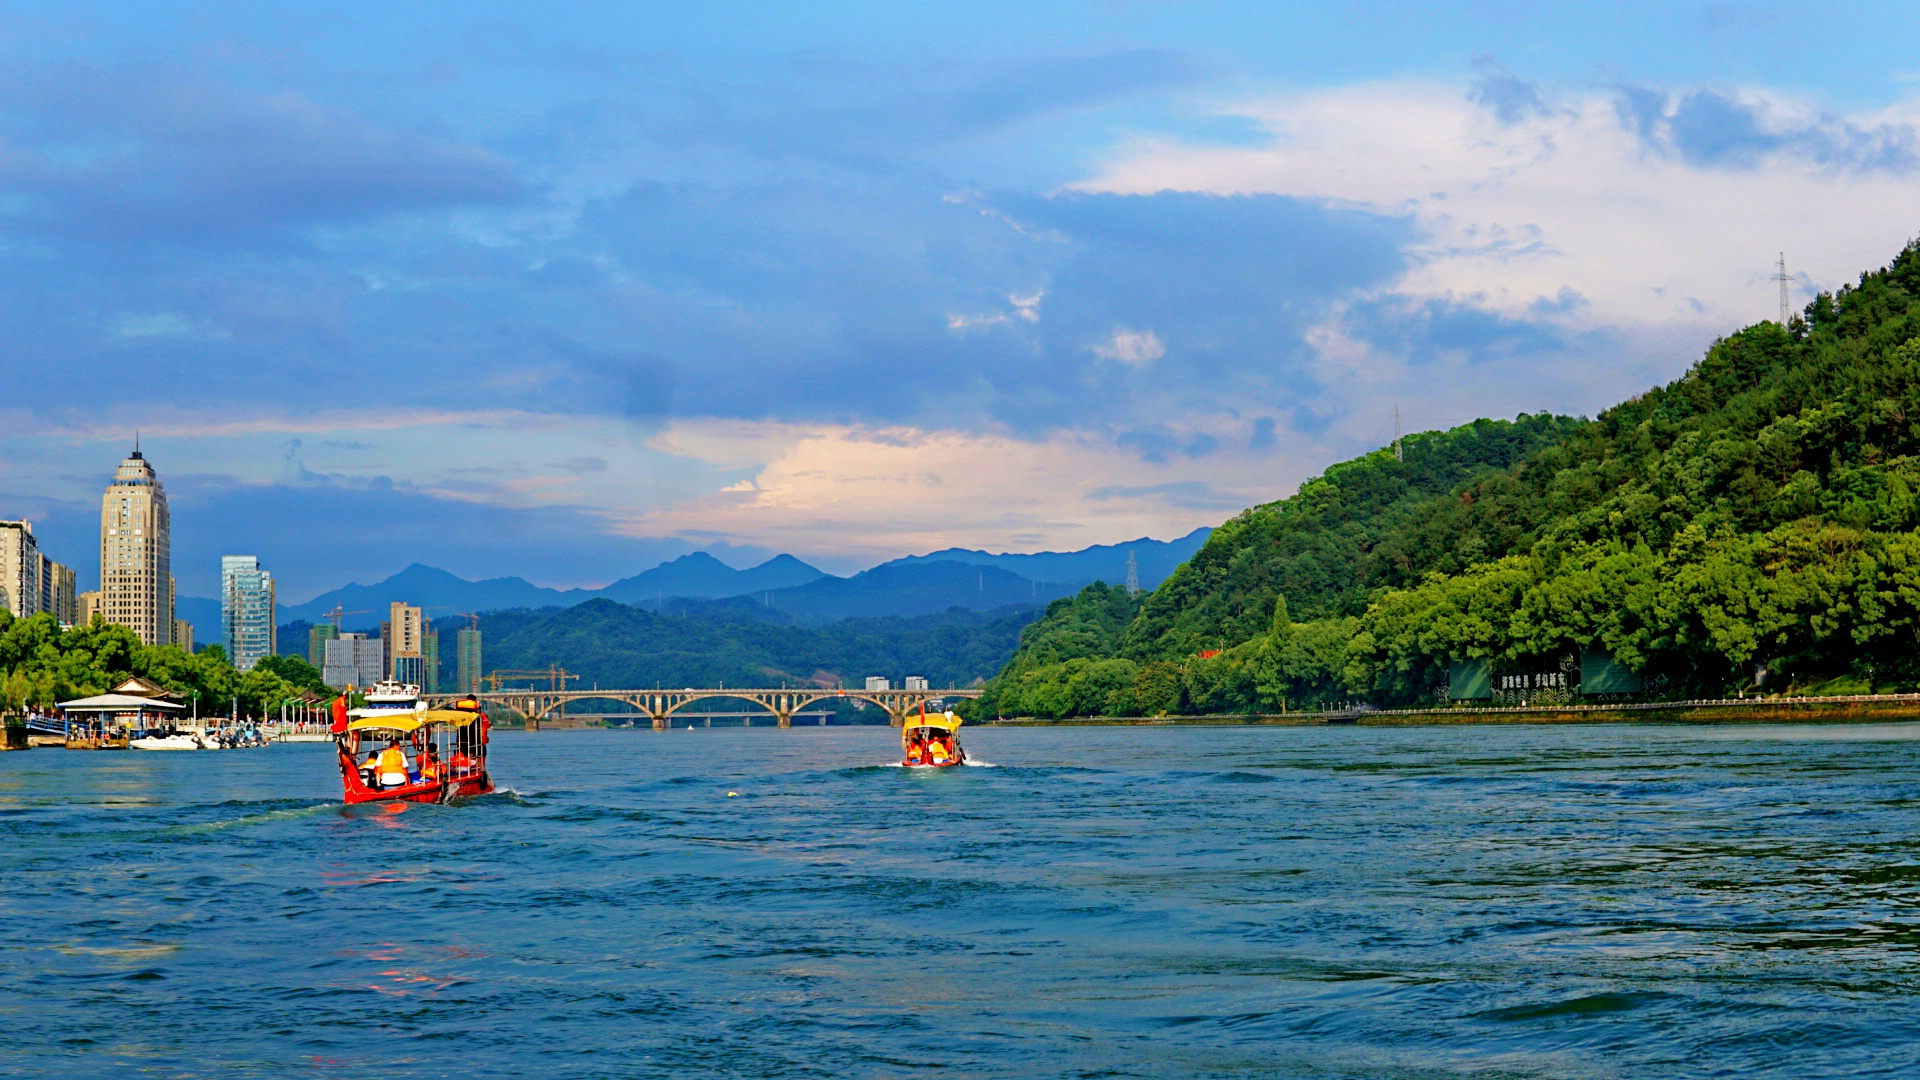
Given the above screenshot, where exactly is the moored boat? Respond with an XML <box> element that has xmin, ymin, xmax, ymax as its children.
<box><xmin>333</xmin><ymin>693</ymin><xmax>493</xmax><ymax>805</ymax></box>
<box><xmin>132</xmin><ymin>732</ymin><xmax>210</xmax><ymax>751</ymax></box>
<box><xmin>901</xmin><ymin>705</ymin><xmax>965</xmax><ymax>768</ymax></box>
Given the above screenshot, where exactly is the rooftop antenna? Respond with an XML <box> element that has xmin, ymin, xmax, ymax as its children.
<box><xmin>1393</xmin><ymin>404</ymin><xmax>1403</xmax><ymax>462</ymax></box>
<box><xmin>1125</xmin><ymin>550</ymin><xmax>1141</xmax><ymax>597</ymax></box>
<box><xmin>1774</xmin><ymin>252</ymin><xmax>1791</xmax><ymax>325</ymax></box>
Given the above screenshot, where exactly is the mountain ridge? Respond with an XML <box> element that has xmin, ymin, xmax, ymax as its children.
<box><xmin>250</xmin><ymin>531</ymin><xmax>1210</xmax><ymax>631</ymax></box>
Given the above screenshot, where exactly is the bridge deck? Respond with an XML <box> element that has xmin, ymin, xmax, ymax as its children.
<box><xmin>428</xmin><ymin>687</ymin><xmax>983</xmax><ymax>729</ymax></box>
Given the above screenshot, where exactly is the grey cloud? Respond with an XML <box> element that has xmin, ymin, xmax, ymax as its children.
<box><xmin>0</xmin><ymin>62</ymin><xmax>525</xmax><ymax>244</ymax></box>
<box><xmin>1613</xmin><ymin>84</ymin><xmax>1920</xmax><ymax>172</ymax></box>
<box><xmin>519</xmin><ymin>48</ymin><xmax>1206</xmax><ymax>175</ymax></box>
<box><xmin>1468</xmin><ymin>57</ymin><xmax>1548</xmax><ymax>126</ymax></box>
<box><xmin>1086</xmin><ymin>481</ymin><xmax>1244</xmax><ymax>510</ymax></box>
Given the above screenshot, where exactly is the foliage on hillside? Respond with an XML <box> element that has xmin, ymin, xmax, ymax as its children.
<box><xmin>475</xmin><ymin>598</ymin><xmax>1037</xmax><ymax>693</ymax></box>
<box><xmin>0</xmin><ymin>612</ymin><xmax>331</xmax><ymax>718</ymax></box>
<box><xmin>975</xmin><ymin>241</ymin><xmax>1920</xmax><ymax>715</ymax></box>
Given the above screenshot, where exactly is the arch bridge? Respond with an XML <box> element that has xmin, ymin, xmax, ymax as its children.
<box><xmin>425</xmin><ymin>687</ymin><xmax>983</xmax><ymax>730</ymax></box>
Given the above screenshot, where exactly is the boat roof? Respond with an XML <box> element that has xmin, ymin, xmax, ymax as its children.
<box><xmin>347</xmin><ymin>709</ymin><xmax>484</xmax><ymax>733</ymax></box>
<box><xmin>903</xmin><ymin>713</ymin><xmax>962</xmax><ymax>733</ymax></box>
<box><xmin>58</xmin><ymin>693</ymin><xmax>186</xmax><ymax>712</ymax></box>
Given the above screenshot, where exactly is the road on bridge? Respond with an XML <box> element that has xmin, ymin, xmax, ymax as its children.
<box><xmin>427</xmin><ymin>686</ymin><xmax>984</xmax><ymax>730</ymax></box>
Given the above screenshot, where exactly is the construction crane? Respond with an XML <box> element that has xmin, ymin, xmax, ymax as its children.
<box><xmin>320</xmin><ymin>605</ymin><xmax>372</xmax><ymax>628</ymax></box>
<box><xmin>452</xmin><ymin>612</ymin><xmax>481</xmax><ymax>630</ymax></box>
<box><xmin>484</xmin><ymin>666</ymin><xmax>578</xmax><ymax>692</ymax></box>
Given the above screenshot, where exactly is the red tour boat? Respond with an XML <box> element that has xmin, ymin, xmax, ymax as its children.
<box><xmin>330</xmin><ymin>683</ymin><xmax>494</xmax><ymax>804</ymax></box>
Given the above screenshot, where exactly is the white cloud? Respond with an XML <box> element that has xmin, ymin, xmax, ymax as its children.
<box><xmin>1091</xmin><ymin>326</ymin><xmax>1166</xmax><ymax>365</ymax></box>
<box><xmin>110</xmin><ymin>313</ymin><xmax>193</xmax><ymax>338</ymax></box>
<box><xmin>1079</xmin><ymin>81</ymin><xmax>1920</xmax><ymax>330</ymax></box>
<box><xmin>946</xmin><ymin>289</ymin><xmax>1046</xmax><ymax>334</ymax></box>
<box><xmin>632</xmin><ymin>419</ymin><xmax>1260</xmax><ymax>565</ymax></box>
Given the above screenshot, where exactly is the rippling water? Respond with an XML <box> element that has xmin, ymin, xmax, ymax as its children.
<box><xmin>5</xmin><ymin>723</ymin><xmax>1920</xmax><ymax>1079</ymax></box>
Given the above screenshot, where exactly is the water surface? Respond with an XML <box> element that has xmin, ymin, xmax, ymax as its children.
<box><xmin>4</xmin><ymin>723</ymin><xmax>1918</xmax><ymax>1079</ymax></box>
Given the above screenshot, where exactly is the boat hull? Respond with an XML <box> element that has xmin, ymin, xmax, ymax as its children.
<box><xmin>342</xmin><ymin>775</ymin><xmax>494</xmax><ymax>805</ymax></box>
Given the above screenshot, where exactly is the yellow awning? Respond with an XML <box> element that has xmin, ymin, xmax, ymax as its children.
<box><xmin>902</xmin><ymin>713</ymin><xmax>962</xmax><ymax>733</ymax></box>
<box><xmin>346</xmin><ymin>709</ymin><xmax>484</xmax><ymax>733</ymax></box>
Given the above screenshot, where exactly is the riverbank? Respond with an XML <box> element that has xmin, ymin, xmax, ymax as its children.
<box><xmin>982</xmin><ymin>691</ymin><xmax>1920</xmax><ymax>726</ymax></box>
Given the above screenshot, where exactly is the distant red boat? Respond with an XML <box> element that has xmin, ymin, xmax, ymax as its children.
<box><xmin>332</xmin><ymin>684</ymin><xmax>494</xmax><ymax>805</ymax></box>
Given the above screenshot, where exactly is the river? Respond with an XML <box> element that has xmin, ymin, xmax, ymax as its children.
<box><xmin>3</xmin><ymin>723</ymin><xmax>1918</xmax><ymax>1078</ymax></box>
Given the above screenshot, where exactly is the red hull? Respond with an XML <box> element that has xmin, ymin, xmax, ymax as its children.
<box><xmin>339</xmin><ymin>748</ymin><xmax>491</xmax><ymax>804</ymax></box>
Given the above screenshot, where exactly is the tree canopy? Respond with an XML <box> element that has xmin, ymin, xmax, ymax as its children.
<box><xmin>0</xmin><ymin>612</ymin><xmax>331</xmax><ymax>719</ymax></box>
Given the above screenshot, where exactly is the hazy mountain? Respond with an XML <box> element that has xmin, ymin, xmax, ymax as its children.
<box><xmin>249</xmin><ymin>532</ymin><xmax>1205</xmax><ymax>634</ymax></box>
<box><xmin>279</xmin><ymin>563</ymin><xmax>571</xmax><ymax>629</ymax></box>
<box><xmin>875</xmin><ymin>527</ymin><xmax>1211</xmax><ymax>591</ymax></box>
<box><xmin>598</xmin><ymin>552</ymin><xmax>825</xmax><ymax>605</ymax></box>
<box><xmin>761</xmin><ymin>561</ymin><xmax>1078</xmax><ymax>622</ymax></box>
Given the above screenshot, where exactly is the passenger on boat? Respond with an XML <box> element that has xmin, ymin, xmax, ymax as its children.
<box><xmin>449</xmin><ymin>750</ymin><xmax>475</xmax><ymax>774</ymax></box>
<box><xmin>376</xmin><ymin>739</ymin><xmax>410</xmax><ymax>788</ymax></box>
<box><xmin>906</xmin><ymin>738</ymin><xmax>924</xmax><ymax>765</ymax></box>
<box><xmin>419</xmin><ymin>745</ymin><xmax>442</xmax><ymax>782</ymax></box>
<box><xmin>928</xmin><ymin>739</ymin><xmax>950</xmax><ymax>765</ymax></box>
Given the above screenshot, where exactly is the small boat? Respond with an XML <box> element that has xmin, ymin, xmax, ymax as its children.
<box><xmin>335</xmin><ymin>691</ymin><xmax>493</xmax><ymax>805</ymax></box>
<box><xmin>901</xmin><ymin>705</ymin><xmax>965</xmax><ymax>768</ymax></box>
<box><xmin>131</xmin><ymin>732</ymin><xmax>209</xmax><ymax>751</ymax></box>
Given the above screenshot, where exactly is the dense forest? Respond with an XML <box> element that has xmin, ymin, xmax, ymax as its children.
<box><xmin>475</xmin><ymin>597</ymin><xmax>1038</xmax><ymax>693</ymax></box>
<box><xmin>974</xmin><ymin>241</ymin><xmax>1920</xmax><ymax>718</ymax></box>
<box><xmin>0</xmin><ymin>611</ymin><xmax>332</xmax><ymax>718</ymax></box>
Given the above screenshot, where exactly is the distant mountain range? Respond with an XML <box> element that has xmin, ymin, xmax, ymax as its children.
<box><xmin>185</xmin><ymin>529</ymin><xmax>1211</xmax><ymax>635</ymax></box>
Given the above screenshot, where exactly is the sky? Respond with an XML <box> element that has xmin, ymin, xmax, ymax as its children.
<box><xmin>4</xmin><ymin>1</ymin><xmax>1920</xmax><ymax>601</ymax></box>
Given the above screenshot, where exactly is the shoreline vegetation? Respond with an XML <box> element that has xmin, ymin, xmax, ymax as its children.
<box><xmin>982</xmin><ymin>693</ymin><xmax>1920</xmax><ymax>726</ymax></box>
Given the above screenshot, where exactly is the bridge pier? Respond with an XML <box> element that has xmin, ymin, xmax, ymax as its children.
<box><xmin>776</xmin><ymin>711</ymin><xmax>791</xmax><ymax>729</ymax></box>
<box><xmin>652</xmin><ymin>713</ymin><xmax>666</xmax><ymax>731</ymax></box>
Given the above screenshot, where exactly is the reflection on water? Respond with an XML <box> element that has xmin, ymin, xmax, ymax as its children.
<box><xmin>3</xmin><ymin>723</ymin><xmax>1920</xmax><ymax>1078</ymax></box>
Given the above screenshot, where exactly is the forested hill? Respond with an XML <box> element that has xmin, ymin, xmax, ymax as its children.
<box><xmin>976</xmin><ymin>241</ymin><xmax>1920</xmax><ymax>718</ymax></box>
<box><xmin>476</xmin><ymin>598</ymin><xmax>1036</xmax><ymax>692</ymax></box>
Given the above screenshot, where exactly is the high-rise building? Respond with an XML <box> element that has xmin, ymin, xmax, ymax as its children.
<box><xmin>323</xmin><ymin>632</ymin><xmax>384</xmax><ymax>690</ymax></box>
<box><xmin>100</xmin><ymin>449</ymin><xmax>172</xmax><ymax>645</ymax></box>
<box><xmin>385</xmin><ymin>601</ymin><xmax>424</xmax><ymax>681</ymax></box>
<box><xmin>456</xmin><ymin>627</ymin><xmax>483</xmax><ymax>695</ymax></box>
<box><xmin>79</xmin><ymin>591</ymin><xmax>102</xmax><ymax>625</ymax></box>
<box><xmin>0</xmin><ymin>520</ymin><xmax>41</xmax><ymax>618</ymax></box>
<box><xmin>48</xmin><ymin>561</ymin><xmax>77</xmax><ymax>625</ymax></box>
<box><xmin>220</xmin><ymin>555</ymin><xmax>276</xmax><ymax>670</ymax></box>
<box><xmin>308</xmin><ymin>624</ymin><xmax>339</xmax><ymax>669</ymax></box>
<box><xmin>174</xmin><ymin>620</ymin><xmax>194</xmax><ymax>652</ymax></box>
<box><xmin>422</xmin><ymin>624</ymin><xmax>440</xmax><ymax>694</ymax></box>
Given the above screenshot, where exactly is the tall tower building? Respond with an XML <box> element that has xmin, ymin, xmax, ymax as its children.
<box><xmin>48</xmin><ymin>560</ymin><xmax>77</xmax><ymax>625</ymax></box>
<box><xmin>456</xmin><ymin>626</ymin><xmax>483</xmax><ymax>695</ymax></box>
<box><xmin>308</xmin><ymin>623</ymin><xmax>339</xmax><ymax>669</ymax></box>
<box><xmin>386</xmin><ymin>601</ymin><xmax>425</xmax><ymax>685</ymax></box>
<box><xmin>221</xmin><ymin>555</ymin><xmax>277</xmax><ymax>671</ymax></box>
<box><xmin>0</xmin><ymin>520</ymin><xmax>41</xmax><ymax>618</ymax></box>
<box><xmin>100</xmin><ymin>449</ymin><xmax>172</xmax><ymax>645</ymax></box>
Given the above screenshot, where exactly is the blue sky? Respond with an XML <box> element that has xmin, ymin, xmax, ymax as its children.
<box><xmin>4</xmin><ymin>2</ymin><xmax>1920</xmax><ymax>601</ymax></box>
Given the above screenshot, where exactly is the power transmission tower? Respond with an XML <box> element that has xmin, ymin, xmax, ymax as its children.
<box><xmin>1774</xmin><ymin>252</ymin><xmax>1791</xmax><ymax>325</ymax></box>
<box><xmin>1393</xmin><ymin>404</ymin><xmax>1403</xmax><ymax>462</ymax></box>
<box><xmin>1125</xmin><ymin>551</ymin><xmax>1140</xmax><ymax>597</ymax></box>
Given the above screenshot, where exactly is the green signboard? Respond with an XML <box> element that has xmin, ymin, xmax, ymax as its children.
<box><xmin>1580</xmin><ymin>649</ymin><xmax>1642</xmax><ymax>694</ymax></box>
<box><xmin>1448</xmin><ymin>658</ymin><xmax>1492</xmax><ymax>700</ymax></box>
